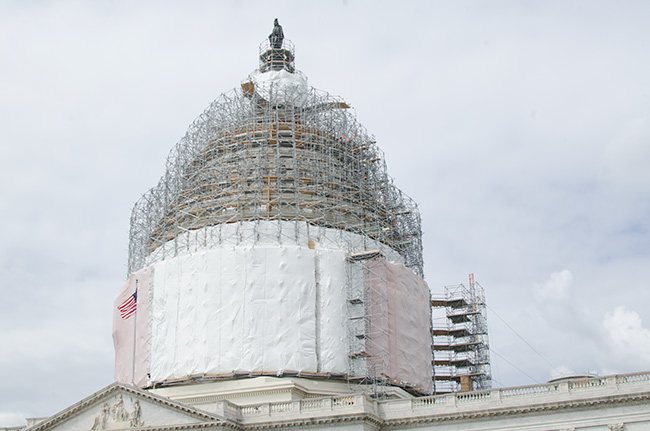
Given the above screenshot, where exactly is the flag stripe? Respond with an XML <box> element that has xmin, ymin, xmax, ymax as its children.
<box><xmin>118</xmin><ymin>297</ymin><xmax>135</xmax><ymax>312</ymax></box>
<box><xmin>118</xmin><ymin>291</ymin><xmax>137</xmax><ymax>319</ymax></box>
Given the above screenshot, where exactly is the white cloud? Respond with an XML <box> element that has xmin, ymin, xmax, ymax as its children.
<box><xmin>601</xmin><ymin>306</ymin><xmax>650</xmax><ymax>370</ymax></box>
<box><xmin>533</xmin><ymin>269</ymin><xmax>573</xmax><ymax>301</ymax></box>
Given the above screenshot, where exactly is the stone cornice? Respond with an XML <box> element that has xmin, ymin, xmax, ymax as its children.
<box><xmin>178</xmin><ymin>388</ymin><xmax>308</xmax><ymax>405</ymax></box>
<box><xmin>242</xmin><ymin>412</ymin><xmax>383</xmax><ymax>430</ymax></box>
<box><xmin>116</xmin><ymin>422</ymin><xmax>239</xmax><ymax>431</ymax></box>
<box><xmin>382</xmin><ymin>391</ymin><xmax>650</xmax><ymax>428</ymax></box>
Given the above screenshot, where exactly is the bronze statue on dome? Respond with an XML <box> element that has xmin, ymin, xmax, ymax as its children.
<box><xmin>269</xmin><ymin>18</ymin><xmax>284</xmax><ymax>49</ymax></box>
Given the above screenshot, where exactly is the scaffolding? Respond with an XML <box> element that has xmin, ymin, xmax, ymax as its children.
<box><xmin>346</xmin><ymin>250</ymin><xmax>390</xmax><ymax>398</ymax></box>
<box><xmin>127</xmin><ymin>37</ymin><xmax>423</xmax><ymax>279</ymax></box>
<box><xmin>432</xmin><ymin>274</ymin><xmax>491</xmax><ymax>392</ymax></box>
<box><xmin>127</xmin><ymin>32</ymin><xmax>426</xmax><ymax>391</ymax></box>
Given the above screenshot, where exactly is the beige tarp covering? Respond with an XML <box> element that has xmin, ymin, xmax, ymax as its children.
<box><xmin>113</xmin><ymin>267</ymin><xmax>152</xmax><ymax>387</ymax></box>
<box><xmin>368</xmin><ymin>260</ymin><xmax>433</xmax><ymax>393</ymax></box>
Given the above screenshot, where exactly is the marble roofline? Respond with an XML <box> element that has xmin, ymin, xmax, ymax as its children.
<box><xmin>203</xmin><ymin>372</ymin><xmax>650</xmax><ymax>426</ymax></box>
<box><xmin>10</xmin><ymin>371</ymin><xmax>650</xmax><ymax>431</ymax></box>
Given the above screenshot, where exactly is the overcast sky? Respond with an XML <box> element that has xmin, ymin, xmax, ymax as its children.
<box><xmin>1</xmin><ymin>0</ymin><xmax>650</xmax><ymax>426</ymax></box>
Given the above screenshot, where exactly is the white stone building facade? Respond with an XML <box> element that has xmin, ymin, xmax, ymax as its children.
<box><xmin>5</xmin><ymin>371</ymin><xmax>650</xmax><ymax>431</ymax></box>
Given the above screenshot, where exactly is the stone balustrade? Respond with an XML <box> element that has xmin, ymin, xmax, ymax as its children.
<box><xmin>2</xmin><ymin>371</ymin><xmax>649</xmax><ymax>431</ymax></box>
<box><xmin>205</xmin><ymin>371</ymin><xmax>650</xmax><ymax>425</ymax></box>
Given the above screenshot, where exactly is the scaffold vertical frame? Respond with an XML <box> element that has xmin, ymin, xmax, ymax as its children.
<box><xmin>432</xmin><ymin>274</ymin><xmax>491</xmax><ymax>392</ymax></box>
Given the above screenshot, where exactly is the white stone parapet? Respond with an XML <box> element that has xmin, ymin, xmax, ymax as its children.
<box><xmin>8</xmin><ymin>372</ymin><xmax>650</xmax><ymax>431</ymax></box>
<box><xmin>200</xmin><ymin>371</ymin><xmax>650</xmax><ymax>429</ymax></box>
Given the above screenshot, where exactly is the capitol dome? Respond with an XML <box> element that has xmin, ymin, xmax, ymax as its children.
<box><xmin>114</xmin><ymin>22</ymin><xmax>432</xmax><ymax>395</ymax></box>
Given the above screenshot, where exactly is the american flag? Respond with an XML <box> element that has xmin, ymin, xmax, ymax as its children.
<box><xmin>118</xmin><ymin>290</ymin><xmax>137</xmax><ymax>319</ymax></box>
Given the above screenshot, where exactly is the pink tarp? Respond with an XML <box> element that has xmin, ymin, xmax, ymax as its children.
<box><xmin>367</xmin><ymin>260</ymin><xmax>433</xmax><ymax>393</ymax></box>
<box><xmin>113</xmin><ymin>267</ymin><xmax>151</xmax><ymax>387</ymax></box>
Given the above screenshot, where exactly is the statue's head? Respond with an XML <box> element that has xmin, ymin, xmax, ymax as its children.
<box><xmin>274</xmin><ymin>18</ymin><xmax>279</xmax><ymax>25</ymax></box>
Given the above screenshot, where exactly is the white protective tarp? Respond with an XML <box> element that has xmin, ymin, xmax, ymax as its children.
<box><xmin>315</xmin><ymin>249</ymin><xmax>349</xmax><ymax>372</ymax></box>
<box><xmin>148</xmin><ymin>244</ymin><xmax>349</xmax><ymax>382</ymax></box>
<box><xmin>116</xmin><ymin>221</ymin><xmax>430</xmax><ymax>387</ymax></box>
<box><xmin>113</xmin><ymin>267</ymin><xmax>152</xmax><ymax>387</ymax></box>
<box><xmin>144</xmin><ymin>220</ymin><xmax>405</xmax><ymax>269</ymax></box>
<box><xmin>250</xmin><ymin>69</ymin><xmax>309</xmax><ymax>106</ymax></box>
